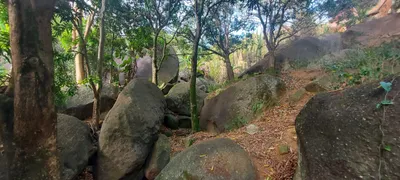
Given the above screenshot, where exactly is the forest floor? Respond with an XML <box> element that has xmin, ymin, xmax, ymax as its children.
<box><xmin>77</xmin><ymin>68</ymin><xmax>326</xmax><ymax>180</ymax></box>
<box><xmin>170</xmin><ymin>69</ymin><xmax>326</xmax><ymax>179</ymax></box>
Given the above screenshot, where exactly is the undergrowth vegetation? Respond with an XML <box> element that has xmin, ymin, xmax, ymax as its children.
<box><xmin>325</xmin><ymin>43</ymin><xmax>400</xmax><ymax>87</ymax></box>
<box><xmin>292</xmin><ymin>42</ymin><xmax>400</xmax><ymax>89</ymax></box>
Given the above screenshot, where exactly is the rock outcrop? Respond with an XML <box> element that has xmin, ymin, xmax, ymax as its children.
<box><xmin>165</xmin><ymin>82</ymin><xmax>207</xmax><ymax>116</ymax></box>
<box><xmin>58</xmin><ymin>114</ymin><xmax>96</xmax><ymax>180</ymax></box>
<box><xmin>295</xmin><ymin>76</ymin><xmax>400</xmax><ymax>179</ymax></box>
<box><xmin>62</xmin><ymin>85</ymin><xmax>116</xmax><ymax>120</ymax></box>
<box><xmin>240</xmin><ymin>35</ymin><xmax>342</xmax><ymax>77</ymax></box>
<box><xmin>144</xmin><ymin>134</ymin><xmax>171</xmax><ymax>180</ymax></box>
<box><xmin>96</xmin><ymin>79</ymin><xmax>166</xmax><ymax>180</ymax></box>
<box><xmin>200</xmin><ymin>74</ymin><xmax>284</xmax><ymax>132</ymax></box>
<box><xmin>342</xmin><ymin>13</ymin><xmax>400</xmax><ymax>48</ymax></box>
<box><xmin>135</xmin><ymin>47</ymin><xmax>179</xmax><ymax>86</ymax></box>
<box><xmin>155</xmin><ymin>138</ymin><xmax>257</xmax><ymax>180</ymax></box>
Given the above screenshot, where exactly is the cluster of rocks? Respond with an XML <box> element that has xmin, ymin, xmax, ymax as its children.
<box><xmin>35</xmin><ymin>77</ymin><xmax>256</xmax><ymax>180</ymax></box>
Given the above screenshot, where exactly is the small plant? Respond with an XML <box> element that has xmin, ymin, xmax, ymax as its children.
<box><xmin>376</xmin><ymin>79</ymin><xmax>397</xmax><ymax>180</ymax></box>
<box><xmin>252</xmin><ymin>100</ymin><xmax>264</xmax><ymax>114</ymax></box>
<box><xmin>376</xmin><ymin>82</ymin><xmax>394</xmax><ymax>109</ymax></box>
<box><xmin>225</xmin><ymin>116</ymin><xmax>248</xmax><ymax>131</ymax></box>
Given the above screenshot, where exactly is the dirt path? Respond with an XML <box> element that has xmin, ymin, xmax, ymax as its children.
<box><xmin>170</xmin><ymin>69</ymin><xmax>325</xmax><ymax>179</ymax></box>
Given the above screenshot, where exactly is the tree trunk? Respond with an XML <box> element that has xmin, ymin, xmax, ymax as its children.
<box><xmin>74</xmin><ymin>43</ymin><xmax>85</xmax><ymax>83</ymax></box>
<box><xmin>93</xmin><ymin>0</ymin><xmax>107</xmax><ymax>130</ymax></box>
<box><xmin>92</xmin><ymin>91</ymin><xmax>100</xmax><ymax>130</ymax></box>
<box><xmin>73</xmin><ymin>11</ymin><xmax>95</xmax><ymax>83</ymax></box>
<box><xmin>224</xmin><ymin>56</ymin><xmax>234</xmax><ymax>81</ymax></box>
<box><xmin>190</xmin><ymin>40</ymin><xmax>200</xmax><ymax>132</ymax></box>
<box><xmin>152</xmin><ymin>31</ymin><xmax>160</xmax><ymax>85</ymax></box>
<box><xmin>190</xmin><ymin>11</ymin><xmax>201</xmax><ymax>132</ymax></box>
<box><xmin>8</xmin><ymin>0</ymin><xmax>59</xmax><ymax>179</ymax></box>
<box><xmin>72</xmin><ymin>6</ymin><xmax>84</xmax><ymax>83</ymax></box>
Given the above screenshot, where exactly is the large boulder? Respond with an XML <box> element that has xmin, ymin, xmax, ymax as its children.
<box><xmin>0</xmin><ymin>95</ymin><xmax>13</xmax><ymax>180</ymax></box>
<box><xmin>62</xmin><ymin>85</ymin><xmax>116</xmax><ymax>120</ymax></box>
<box><xmin>156</xmin><ymin>138</ymin><xmax>257</xmax><ymax>180</ymax></box>
<box><xmin>342</xmin><ymin>13</ymin><xmax>400</xmax><ymax>48</ymax></box>
<box><xmin>144</xmin><ymin>134</ymin><xmax>171</xmax><ymax>180</ymax></box>
<box><xmin>200</xmin><ymin>74</ymin><xmax>284</xmax><ymax>132</ymax></box>
<box><xmin>165</xmin><ymin>82</ymin><xmax>207</xmax><ymax>116</ymax></box>
<box><xmin>96</xmin><ymin>78</ymin><xmax>166</xmax><ymax>180</ymax></box>
<box><xmin>135</xmin><ymin>47</ymin><xmax>179</xmax><ymax>86</ymax></box>
<box><xmin>240</xmin><ymin>35</ymin><xmax>342</xmax><ymax>77</ymax></box>
<box><xmin>295</xmin><ymin>76</ymin><xmax>400</xmax><ymax>179</ymax></box>
<box><xmin>196</xmin><ymin>77</ymin><xmax>216</xmax><ymax>93</ymax></box>
<box><xmin>58</xmin><ymin>114</ymin><xmax>96</xmax><ymax>180</ymax></box>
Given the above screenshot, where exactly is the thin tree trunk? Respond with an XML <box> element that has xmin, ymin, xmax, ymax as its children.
<box><xmin>72</xmin><ymin>6</ymin><xmax>84</xmax><ymax>83</ymax></box>
<box><xmin>224</xmin><ymin>55</ymin><xmax>234</xmax><ymax>81</ymax></box>
<box><xmin>93</xmin><ymin>0</ymin><xmax>107</xmax><ymax>130</ymax></box>
<box><xmin>152</xmin><ymin>31</ymin><xmax>160</xmax><ymax>85</ymax></box>
<box><xmin>8</xmin><ymin>0</ymin><xmax>59</xmax><ymax>179</ymax></box>
<box><xmin>190</xmin><ymin>12</ymin><xmax>201</xmax><ymax>132</ymax></box>
<box><xmin>73</xmin><ymin>11</ymin><xmax>95</xmax><ymax>83</ymax></box>
<box><xmin>74</xmin><ymin>44</ymin><xmax>85</xmax><ymax>83</ymax></box>
<box><xmin>190</xmin><ymin>40</ymin><xmax>200</xmax><ymax>132</ymax></box>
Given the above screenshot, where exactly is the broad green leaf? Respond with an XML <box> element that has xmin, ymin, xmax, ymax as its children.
<box><xmin>380</xmin><ymin>82</ymin><xmax>392</xmax><ymax>92</ymax></box>
<box><xmin>384</xmin><ymin>145</ymin><xmax>392</xmax><ymax>152</ymax></box>
<box><xmin>381</xmin><ymin>100</ymin><xmax>394</xmax><ymax>105</ymax></box>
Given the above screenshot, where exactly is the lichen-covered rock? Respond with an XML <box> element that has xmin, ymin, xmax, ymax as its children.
<box><xmin>58</xmin><ymin>114</ymin><xmax>96</xmax><ymax>180</ymax></box>
<box><xmin>155</xmin><ymin>138</ymin><xmax>257</xmax><ymax>180</ymax></box>
<box><xmin>165</xmin><ymin>82</ymin><xmax>207</xmax><ymax>116</ymax></box>
<box><xmin>200</xmin><ymin>74</ymin><xmax>284</xmax><ymax>132</ymax></box>
<box><xmin>144</xmin><ymin>135</ymin><xmax>171</xmax><ymax>180</ymax></box>
<box><xmin>96</xmin><ymin>79</ymin><xmax>166</xmax><ymax>180</ymax></box>
<box><xmin>304</xmin><ymin>75</ymin><xmax>334</xmax><ymax>93</ymax></box>
<box><xmin>295</xmin><ymin>76</ymin><xmax>400</xmax><ymax>179</ymax></box>
<box><xmin>62</xmin><ymin>85</ymin><xmax>116</xmax><ymax>120</ymax></box>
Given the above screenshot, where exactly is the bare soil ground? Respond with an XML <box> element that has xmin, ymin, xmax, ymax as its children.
<box><xmin>170</xmin><ymin>69</ymin><xmax>326</xmax><ymax>179</ymax></box>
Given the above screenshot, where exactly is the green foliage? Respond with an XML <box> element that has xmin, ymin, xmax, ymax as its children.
<box><xmin>0</xmin><ymin>66</ymin><xmax>8</xmax><ymax>86</ymax></box>
<box><xmin>252</xmin><ymin>100</ymin><xmax>264</xmax><ymax>114</ymax></box>
<box><xmin>376</xmin><ymin>81</ymin><xmax>394</xmax><ymax>109</ymax></box>
<box><xmin>0</xmin><ymin>2</ymin><xmax>10</xmax><ymax>63</ymax></box>
<box><xmin>384</xmin><ymin>145</ymin><xmax>392</xmax><ymax>152</ymax></box>
<box><xmin>52</xmin><ymin>16</ymin><xmax>77</xmax><ymax>107</ymax></box>
<box><xmin>225</xmin><ymin>116</ymin><xmax>248</xmax><ymax>131</ymax></box>
<box><xmin>318</xmin><ymin>0</ymin><xmax>375</xmax><ymax>25</ymax></box>
<box><xmin>53</xmin><ymin>51</ymin><xmax>77</xmax><ymax>107</ymax></box>
<box><xmin>380</xmin><ymin>82</ymin><xmax>392</xmax><ymax>92</ymax></box>
<box><xmin>322</xmin><ymin>43</ymin><xmax>400</xmax><ymax>88</ymax></box>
